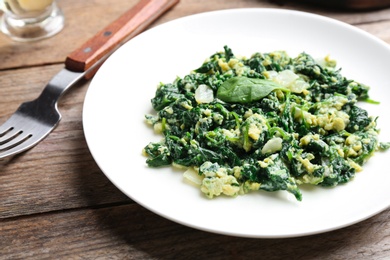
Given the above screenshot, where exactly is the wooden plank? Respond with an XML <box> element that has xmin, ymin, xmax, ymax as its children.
<box><xmin>1</xmin><ymin>203</ymin><xmax>389</xmax><ymax>259</ymax></box>
<box><xmin>357</xmin><ymin>19</ymin><xmax>390</xmax><ymax>44</ymax></box>
<box><xmin>1</xmin><ymin>1</ymin><xmax>390</xmax><ymax>258</ymax></box>
<box><xmin>2</xmin><ymin>0</ymin><xmax>390</xmax><ymax>70</ymax></box>
<box><xmin>1</xmin><ymin>1</ymin><xmax>390</xmax><ymax>219</ymax></box>
<box><xmin>0</xmin><ymin>65</ymin><xmax>131</xmax><ymax>218</ymax></box>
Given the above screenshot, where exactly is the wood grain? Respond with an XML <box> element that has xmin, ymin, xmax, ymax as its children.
<box><xmin>1</xmin><ymin>0</ymin><xmax>390</xmax><ymax>258</ymax></box>
<box><xmin>2</xmin><ymin>0</ymin><xmax>390</xmax><ymax>71</ymax></box>
<box><xmin>1</xmin><ymin>204</ymin><xmax>389</xmax><ymax>259</ymax></box>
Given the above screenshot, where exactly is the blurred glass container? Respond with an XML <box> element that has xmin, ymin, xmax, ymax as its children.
<box><xmin>0</xmin><ymin>0</ymin><xmax>64</xmax><ymax>42</ymax></box>
<box><xmin>297</xmin><ymin>0</ymin><xmax>390</xmax><ymax>10</ymax></box>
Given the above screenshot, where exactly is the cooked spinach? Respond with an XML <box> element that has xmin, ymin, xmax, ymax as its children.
<box><xmin>143</xmin><ymin>46</ymin><xmax>387</xmax><ymax>201</ymax></box>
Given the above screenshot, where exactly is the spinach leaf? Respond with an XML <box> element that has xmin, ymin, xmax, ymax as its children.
<box><xmin>216</xmin><ymin>76</ymin><xmax>287</xmax><ymax>104</ymax></box>
<box><xmin>258</xmin><ymin>154</ymin><xmax>302</xmax><ymax>201</ymax></box>
<box><xmin>223</xmin><ymin>45</ymin><xmax>234</xmax><ymax>62</ymax></box>
<box><xmin>320</xmin><ymin>157</ymin><xmax>355</xmax><ymax>187</ymax></box>
<box><xmin>151</xmin><ymin>83</ymin><xmax>184</xmax><ymax>111</ymax></box>
<box><xmin>143</xmin><ymin>142</ymin><xmax>172</xmax><ymax>167</ymax></box>
<box><xmin>346</xmin><ymin>106</ymin><xmax>371</xmax><ymax>133</ymax></box>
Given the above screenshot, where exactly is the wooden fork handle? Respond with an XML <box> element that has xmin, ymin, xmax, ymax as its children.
<box><xmin>65</xmin><ymin>0</ymin><xmax>179</xmax><ymax>78</ymax></box>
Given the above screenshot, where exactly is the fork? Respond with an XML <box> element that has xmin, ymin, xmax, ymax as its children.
<box><xmin>0</xmin><ymin>0</ymin><xmax>179</xmax><ymax>161</ymax></box>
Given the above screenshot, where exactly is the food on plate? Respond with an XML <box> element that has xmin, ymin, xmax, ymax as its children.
<box><xmin>143</xmin><ymin>46</ymin><xmax>389</xmax><ymax>201</ymax></box>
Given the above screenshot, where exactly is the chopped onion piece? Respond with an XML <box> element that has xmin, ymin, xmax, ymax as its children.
<box><xmin>195</xmin><ymin>84</ymin><xmax>214</xmax><ymax>103</ymax></box>
<box><xmin>183</xmin><ymin>167</ymin><xmax>203</xmax><ymax>186</ymax></box>
<box><xmin>290</xmin><ymin>79</ymin><xmax>310</xmax><ymax>93</ymax></box>
<box><xmin>261</xmin><ymin>137</ymin><xmax>283</xmax><ymax>154</ymax></box>
<box><xmin>273</xmin><ymin>70</ymin><xmax>298</xmax><ymax>87</ymax></box>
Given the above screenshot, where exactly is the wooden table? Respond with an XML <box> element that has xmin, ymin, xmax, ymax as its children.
<box><xmin>1</xmin><ymin>0</ymin><xmax>389</xmax><ymax>258</ymax></box>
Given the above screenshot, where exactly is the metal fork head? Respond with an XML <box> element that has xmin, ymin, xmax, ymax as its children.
<box><xmin>0</xmin><ymin>69</ymin><xmax>85</xmax><ymax>161</ymax></box>
<box><xmin>0</xmin><ymin>105</ymin><xmax>59</xmax><ymax>160</ymax></box>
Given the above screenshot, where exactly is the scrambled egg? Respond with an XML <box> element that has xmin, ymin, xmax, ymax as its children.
<box><xmin>199</xmin><ymin>162</ymin><xmax>240</xmax><ymax>198</ymax></box>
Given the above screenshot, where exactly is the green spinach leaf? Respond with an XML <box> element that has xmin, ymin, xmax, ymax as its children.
<box><xmin>216</xmin><ymin>76</ymin><xmax>288</xmax><ymax>104</ymax></box>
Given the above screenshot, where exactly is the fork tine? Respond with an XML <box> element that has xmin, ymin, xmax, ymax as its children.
<box><xmin>0</xmin><ymin>127</ymin><xmax>23</xmax><ymax>144</ymax></box>
<box><xmin>0</xmin><ymin>119</ymin><xmax>15</xmax><ymax>137</ymax></box>
<box><xmin>0</xmin><ymin>112</ymin><xmax>23</xmax><ymax>136</ymax></box>
<box><xmin>0</xmin><ymin>126</ymin><xmax>13</xmax><ymax>137</ymax></box>
<box><xmin>0</xmin><ymin>132</ymin><xmax>32</xmax><ymax>152</ymax></box>
<box><xmin>0</xmin><ymin>133</ymin><xmax>40</xmax><ymax>159</ymax></box>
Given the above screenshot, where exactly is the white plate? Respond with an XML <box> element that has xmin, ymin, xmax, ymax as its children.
<box><xmin>83</xmin><ymin>8</ymin><xmax>390</xmax><ymax>238</ymax></box>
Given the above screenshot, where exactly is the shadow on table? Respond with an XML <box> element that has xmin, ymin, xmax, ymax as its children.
<box><xmin>91</xmin><ymin>199</ymin><xmax>388</xmax><ymax>259</ymax></box>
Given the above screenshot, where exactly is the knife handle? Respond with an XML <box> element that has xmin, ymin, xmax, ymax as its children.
<box><xmin>65</xmin><ymin>0</ymin><xmax>179</xmax><ymax>79</ymax></box>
